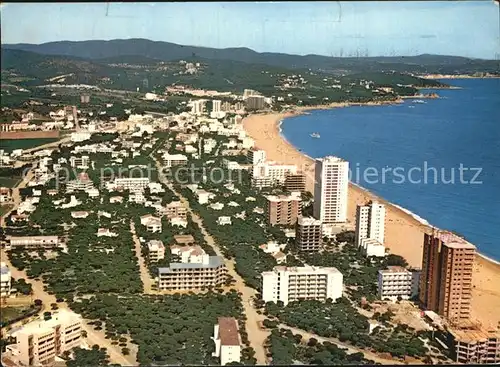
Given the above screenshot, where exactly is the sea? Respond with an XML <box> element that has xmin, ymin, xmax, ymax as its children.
<box><xmin>281</xmin><ymin>78</ymin><xmax>500</xmax><ymax>261</ymax></box>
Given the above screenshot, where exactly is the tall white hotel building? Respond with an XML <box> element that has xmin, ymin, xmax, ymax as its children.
<box><xmin>355</xmin><ymin>201</ymin><xmax>386</xmax><ymax>246</ymax></box>
<box><xmin>313</xmin><ymin>156</ymin><xmax>349</xmax><ymax>223</ymax></box>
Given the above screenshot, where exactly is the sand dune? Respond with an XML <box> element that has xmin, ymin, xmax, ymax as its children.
<box><xmin>242</xmin><ymin>111</ymin><xmax>500</xmax><ymax>328</ymax></box>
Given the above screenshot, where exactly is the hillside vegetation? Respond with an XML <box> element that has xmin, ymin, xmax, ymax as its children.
<box><xmin>3</xmin><ymin>39</ymin><xmax>499</xmax><ymax>75</ymax></box>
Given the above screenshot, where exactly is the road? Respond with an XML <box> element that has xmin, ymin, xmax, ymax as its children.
<box><xmin>152</xmin><ymin>155</ymin><xmax>269</xmax><ymax>365</ymax></box>
<box><xmin>0</xmin><ymin>167</ymin><xmax>35</xmax><ymax>227</ymax></box>
<box><xmin>130</xmin><ymin>220</ymin><xmax>154</xmax><ymax>294</ymax></box>
<box><xmin>277</xmin><ymin>323</ymin><xmax>405</xmax><ymax>365</ymax></box>
<box><xmin>1</xmin><ymin>168</ymin><xmax>135</xmax><ymax>365</ymax></box>
<box><xmin>0</xmin><ymin>248</ymin><xmax>135</xmax><ymax>365</ymax></box>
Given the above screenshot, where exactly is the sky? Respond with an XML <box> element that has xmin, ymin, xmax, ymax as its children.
<box><xmin>1</xmin><ymin>1</ymin><xmax>499</xmax><ymax>59</ymax></box>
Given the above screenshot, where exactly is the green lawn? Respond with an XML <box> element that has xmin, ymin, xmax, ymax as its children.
<box><xmin>0</xmin><ymin>306</ymin><xmax>31</xmax><ymax>323</ymax></box>
<box><xmin>1</xmin><ymin>138</ymin><xmax>59</xmax><ymax>153</ymax></box>
<box><xmin>0</xmin><ymin>177</ymin><xmax>21</xmax><ymax>188</ymax></box>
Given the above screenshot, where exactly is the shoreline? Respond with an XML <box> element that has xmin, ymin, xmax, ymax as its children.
<box><xmin>242</xmin><ymin>104</ymin><xmax>500</xmax><ymax>327</ymax></box>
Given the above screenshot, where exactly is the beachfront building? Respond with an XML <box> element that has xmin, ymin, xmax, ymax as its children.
<box><xmin>313</xmin><ymin>156</ymin><xmax>349</xmax><ymax>223</ymax></box>
<box><xmin>265</xmin><ymin>192</ymin><xmax>302</xmax><ymax>226</ymax></box>
<box><xmin>447</xmin><ymin>322</ymin><xmax>500</xmax><ymax>364</ymax></box>
<box><xmin>247</xmin><ymin>149</ymin><xmax>266</xmax><ymax>166</ymax></box>
<box><xmin>261</xmin><ymin>265</ymin><xmax>343</xmax><ymax>306</ymax></box>
<box><xmin>419</xmin><ymin>230</ymin><xmax>476</xmax><ymax>323</ymax></box>
<box><xmin>157</xmin><ymin>256</ymin><xmax>227</xmax><ymax>291</ymax></box>
<box><xmin>251</xmin><ymin>162</ymin><xmax>297</xmax><ymax>189</ymax></box>
<box><xmin>7</xmin><ymin>309</ymin><xmax>83</xmax><ymax>366</ymax></box>
<box><xmin>148</xmin><ymin>240</ymin><xmax>165</xmax><ymax>262</ymax></box>
<box><xmin>212</xmin><ymin>317</ymin><xmax>242</xmax><ymax>366</ymax></box>
<box><xmin>6</xmin><ymin>235</ymin><xmax>61</xmax><ymax>249</ymax></box>
<box><xmin>1</xmin><ymin>262</ymin><xmax>11</xmax><ymax>297</ymax></box>
<box><xmin>284</xmin><ymin>172</ymin><xmax>306</xmax><ymax>193</ymax></box>
<box><xmin>378</xmin><ymin>266</ymin><xmax>420</xmax><ymax>301</ymax></box>
<box><xmin>355</xmin><ymin>201</ymin><xmax>386</xmax><ymax>246</ymax></box>
<box><xmin>296</xmin><ymin>216</ymin><xmax>323</xmax><ymax>252</ymax></box>
<box><xmin>245</xmin><ymin>95</ymin><xmax>266</xmax><ymax>110</ymax></box>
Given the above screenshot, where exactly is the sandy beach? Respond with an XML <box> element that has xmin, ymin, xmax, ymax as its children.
<box><xmin>242</xmin><ymin>110</ymin><xmax>500</xmax><ymax>328</ymax></box>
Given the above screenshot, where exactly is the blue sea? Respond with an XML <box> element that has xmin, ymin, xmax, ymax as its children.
<box><xmin>281</xmin><ymin>79</ymin><xmax>500</xmax><ymax>261</ymax></box>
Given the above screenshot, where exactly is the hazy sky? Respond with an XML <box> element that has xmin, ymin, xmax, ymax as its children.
<box><xmin>1</xmin><ymin>2</ymin><xmax>499</xmax><ymax>59</ymax></box>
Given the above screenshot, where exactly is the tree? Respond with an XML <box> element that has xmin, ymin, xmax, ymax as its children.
<box><xmin>307</xmin><ymin>337</ymin><xmax>318</xmax><ymax>347</ymax></box>
<box><xmin>34</xmin><ymin>299</ymin><xmax>43</xmax><ymax>306</ymax></box>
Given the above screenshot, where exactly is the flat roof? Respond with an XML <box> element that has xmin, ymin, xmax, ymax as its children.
<box><xmin>273</xmin><ymin>265</ymin><xmax>341</xmax><ymax>275</ymax></box>
<box><xmin>217</xmin><ymin>317</ymin><xmax>241</xmax><ymax>346</ymax></box>
<box><xmin>379</xmin><ymin>266</ymin><xmax>408</xmax><ymax>273</ymax></box>
<box><xmin>158</xmin><ymin>256</ymin><xmax>224</xmax><ymax>274</ymax></box>
<box><xmin>434</xmin><ymin>230</ymin><xmax>476</xmax><ymax>250</ymax></box>
<box><xmin>298</xmin><ymin>216</ymin><xmax>322</xmax><ymax>226</ymax></box>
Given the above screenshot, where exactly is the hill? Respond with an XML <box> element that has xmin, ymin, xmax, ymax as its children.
<box><xmin>3</xmin><ymin>39</ymin><xmax>499</xmax><ymax>75</ymax></box>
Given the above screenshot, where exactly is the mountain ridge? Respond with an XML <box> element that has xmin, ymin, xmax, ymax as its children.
<box><xmin>3</xmin><ymin>38</ymin><xmax>499</xmax><ymax>75</ymax></box>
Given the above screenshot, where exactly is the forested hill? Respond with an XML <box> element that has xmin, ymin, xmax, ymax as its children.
<box><xmin>3</xmin><ymin>39</ymin><xmax>499</xmax><ymax>75</ymax></box>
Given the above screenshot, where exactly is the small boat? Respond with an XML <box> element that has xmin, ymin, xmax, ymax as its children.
<box><xmin>412</xmin><ymin>99</ymin><xmax>426</xmax><ymax>104</ymax></box>
<box><xmin>408</xmin><ymin>105</ymin><xmax>415</xmax><ymax>108</ymax></box>
<box><xmin>310</xmin><ymin>133</ymin><xmax>320</xmax><ymax>138</ymax></box>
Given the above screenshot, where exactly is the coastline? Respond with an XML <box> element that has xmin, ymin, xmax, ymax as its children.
<box><xmin>242</xmin><ymin>106</ymin><xmax>500</xmax><ymax>327</ymax></box>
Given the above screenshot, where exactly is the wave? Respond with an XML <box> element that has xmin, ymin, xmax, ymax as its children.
<box><xmin>392</xmin><ymin>204</ymin><xmax>431</xmax><ymax>227</ymax></box>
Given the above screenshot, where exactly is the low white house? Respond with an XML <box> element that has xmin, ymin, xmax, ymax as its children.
<box><xmin>217</xmin><ymin>216</ymin><xmax>232</xmax><ymax>226</ymax></box>
<box><xmin>140</xmin><ymin>215</ymin><xmax>162</xmax><ymax>233</ymax></box>
<box><xmin>360</xmin><ymin>238</ymin><xmax>386</xmax><ymax>258</ymax></box>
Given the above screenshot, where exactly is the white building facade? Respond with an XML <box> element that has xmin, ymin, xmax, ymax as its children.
<box><xmin>377</xmin><ymin>266</ymin><xmax>420</xmax><ymax>301</ymax></box>
<box><xmin>313</xmin><ymin>156</ymin><xmax>349</xmax><ymax>223</ymax></box>
<box><xmin>355</xmin><ymin>201</ymin><xmax>386</xmax><ymax>246</ymax></box>
<box><xmin>262</xmin><ymin>265</ymin><xmax>343</xmax><ymax>305</ymax></box>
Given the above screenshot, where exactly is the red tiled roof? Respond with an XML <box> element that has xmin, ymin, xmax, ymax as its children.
<box><xmin>218</xmin><ymin>317</ymin><xmax>240</xmax><ymax>346</ymax></box>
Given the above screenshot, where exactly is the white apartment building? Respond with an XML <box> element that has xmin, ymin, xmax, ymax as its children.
<box><xmin>9</xmin><ymin>309</ymin><xmax>83</xmax><ymax>366</ymax></box>
<box><xmin>158</xmin><ymin>256</ymin><xmax>227</xmax><ymax>291</ymax></box>
<box><xmin>377</xmin><ymin>266</ymin><xmax>420</xmax><ymax>301</ymax></box>
<box><xmin>7</xmin><ymin>236</ymin><xmax>60</xmax><ymax>249</ymax></box>
<box><xmin>212</xmin><ymin>317</ymin><xmax>241</xmax><ymax>365</ymax></box>
<box><xmin>162</xmin><ymin>153</ymin><xmax>188</xmax><ymax>168</ymax></box>
<box><xmin>262</xmin><ymin>265</ymin><xmax>343</xmax><ymax>305</ymax></box>
<box><xmin>212</xmin><ymin>100</ymin><xmax>222</xmax><ymax>113</ymax></box>
<box><xmin>313</xmin><ymin>156</ymin><xmax>349</xmax><ymax>223</ymax></box>
<box><xmin>252</xmin><ymin>162</ymin><xmax>297</xmax><ymax>188</ymax></box>
<box><xmin>192</xmin><ymin>100</ymin><xmax>206</xmax><ymax>115</ymax></box>
<box><xmin>113</xmin><ymin>177</ymin><xmax>150</xmax><ymax>191</ymax></box>
<box><xmin>355</xmin><ymin>201</ymin><xmax>386</xmax><ymax>246</ymax></box>
<box><xmin>148</xmin><ymin>240</ymin><xmax>165</xmax><ymax>262</ymax></box>
<box><xmin>1</xmin><ymin>262</ymin><xmax>11</xmax><ymax>297</ymax></box>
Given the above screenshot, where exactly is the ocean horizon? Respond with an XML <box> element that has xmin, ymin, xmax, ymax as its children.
<box><xmin>281</xmin><ymin>78</ymin><xmax>500</xmax><ymax>261</ymax></box>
